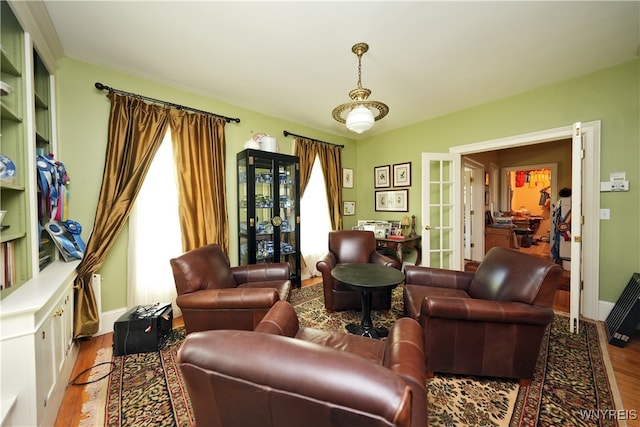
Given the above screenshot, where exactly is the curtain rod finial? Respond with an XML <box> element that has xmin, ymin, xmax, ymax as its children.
<box><xmin>95</xmin><ymin>82</ymin><xmax>108</xmax><ymax>91</ymax></box>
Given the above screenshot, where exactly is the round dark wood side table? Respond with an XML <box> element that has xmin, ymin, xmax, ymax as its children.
<box><xmin>331</xmin><ymin>263</ymin><xmax>404</xmax><ymax>339</ymax></box>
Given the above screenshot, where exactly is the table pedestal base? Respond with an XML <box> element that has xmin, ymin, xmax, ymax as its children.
<box><xmin>345</xmin><ymin>289</ymin><xmax>389</xmax><ymax>339</ymax></box>
<box><xmin>346</xmin><ymin>323</ymin><xmax>389</xmax><ymax>339</ymax></box>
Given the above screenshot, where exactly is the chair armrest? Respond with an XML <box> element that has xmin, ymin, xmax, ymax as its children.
<box><xmin>254</xmin><ymin>301</ymin><xmax>300</xmax><ymax>337</ymax></box>
<box><xmin>421</xmin><ymin>297</ymin><xmax>554</xmax><ymax>325</ymax></box>
<box><xmin>176</xmin><ymin>288</ymin><xmax>279</xmax><ymax>310</ymax></box>
<box><xmin>404</xmin><ymin>265</ymin><xmax>474</xmax><ymax>290</ymax></box>
<box><xmin>231</xmin><ymin>263</ymin><xmax>290</xmax><ymax>284</ymax></box>
<box><xmin>315</xmin><ymin>252</ymin><xmax>337</xmax><ymax>274</ymax></box>
<box><xmin>370</xmin><ymin>251</ymin><xmax>401</xmax><ymax>269</ymax></box>
<box><xmin>178</xmin><ymin>330</ymin><xmax>412</xmax><ymax>424</ymax></box>
<box><xmin>384</xmin><ymin>318</ymin><xmax>426</xmax><ymax>392</ymax></box>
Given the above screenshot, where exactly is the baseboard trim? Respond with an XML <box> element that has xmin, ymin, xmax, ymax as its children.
<box><xmin>95</xmin><ymin>308</ymin><xmax>128</xmax><ymax>336</ymax></box>
<box><xmin>598</xmin><ymin>300</ymin><xmax>615</xmax><ymax>322</ymax></box>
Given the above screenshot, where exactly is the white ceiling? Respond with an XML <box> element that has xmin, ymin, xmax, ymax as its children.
<box><xmin>42</xmin><ymin>1</ymin><xmax>639</xmax><ymax>139</ymax></box>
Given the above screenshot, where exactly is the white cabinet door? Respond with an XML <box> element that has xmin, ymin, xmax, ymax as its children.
<box><xmin>35</xmin><ymin>316</ymin><xmax>55</xmax><ymax>425</ymax></box>
<box><xmin>33</xmin><ymin>284</ymin><xmax>75</xmax><ymax>425</ymax></box>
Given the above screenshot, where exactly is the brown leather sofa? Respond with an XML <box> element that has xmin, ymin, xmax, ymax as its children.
<box><xmin>178</xmin><ymin>300</ymin><xmax>427</xmax><ymax>427</ymax></box>
<box><xmin>170</xmin><ymin>244</ymin><xmax>291</xmax><ymax>334</ymax></box>
<box><xmin>403</xmin><ymin>247</ymin><xmax>562</xmax><ymax>385</ymax></box>
<box><xmin>316</xmin><ymin>230</ymin><xmax>401</xmax><ymax>312</ymax></box>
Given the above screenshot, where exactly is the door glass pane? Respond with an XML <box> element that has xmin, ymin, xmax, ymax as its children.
<box><xmin>254</xmin><ymin>155</ymin><xmax>274</xmax><ymax>262</ymax></box>
<box><xmin>238</xmin><ymin>156</ymin><xmax>249</xmax><ymax>265</ymax></box>
<box><xmin>278</xmin><ymin>160</ymin><xmax>297</xmax><ymax>277</ymax></box>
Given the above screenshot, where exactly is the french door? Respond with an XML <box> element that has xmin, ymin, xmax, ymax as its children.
<box><xmin>420</xmin><ymin>153</ymin><xmax>462</xmax><ymax>270</ymax></box>
<box><xmin>423</xmin><ymin>121</ymin><xmax>598</xmax><ymax>332</ymax></box>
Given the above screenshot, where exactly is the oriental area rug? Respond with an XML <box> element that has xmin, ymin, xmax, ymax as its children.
<box><xmin>92</xmin><ymin>283</ymin><xmax>625</xmax><ymax>427</ymax></box>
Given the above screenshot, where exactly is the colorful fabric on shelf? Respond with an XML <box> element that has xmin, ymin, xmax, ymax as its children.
<box><xmin>36</xmin><ymin>154</ymin><xmax>71</xmax><ymax>224</ymax></box>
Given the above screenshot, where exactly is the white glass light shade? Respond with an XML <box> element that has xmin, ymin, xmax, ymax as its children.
<box><xmin>346</xmin><ymin>106</ymin><xmax>374</xmax><ymax>134</ymax></box>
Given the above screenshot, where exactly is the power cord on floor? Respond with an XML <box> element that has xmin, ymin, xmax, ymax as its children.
<box><xmin>68</xmin><ymin>361</ymin><xmax>115</xmax><ymax>386</ymax></box>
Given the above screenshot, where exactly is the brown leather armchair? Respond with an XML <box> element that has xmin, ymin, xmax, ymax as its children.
<box><xmin>170</xmin><ymin>244</ymin><xmax>290</xmax><ymax>334</ymax></box>
<box><xmin>316</xmin><ymin>230</ymin><xmax>401</xmax><ymax>312</ymax></box>
<box><xmin>403</xmin><ymin>247</ymin><xmax>562</xmax><ymax>386</ymax></box>
<box><xmin>178</xmin><ymin>300</ymin><xmax>426</xmax><ymax>427</ymax></box>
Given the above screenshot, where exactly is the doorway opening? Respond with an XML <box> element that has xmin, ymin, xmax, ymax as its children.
<box><xmin>501</xmin><ymin>163</ymin><xmax>557</xmax><ymax>257</ymax></box>
<box><xmin>450</xmin><ymin>121</ymin><xmax>601</xmax><ymax>325</ymax></box>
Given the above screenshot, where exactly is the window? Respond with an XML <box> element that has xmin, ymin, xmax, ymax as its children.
<box><xmin>299</xmin><ymin>155</ymin><xmax>332</xmax><ymax>278</ymax></box>
<box><xmin>128</xmin><ymin>131</ymin><xmax>182</xmax><ymax>314</ymax></box>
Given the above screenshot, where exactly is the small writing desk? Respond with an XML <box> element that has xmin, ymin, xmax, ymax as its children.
<box><xmin>376</xmin><ymin>235</ymin><xmax>422</xmax><ymax>265</ymax></box>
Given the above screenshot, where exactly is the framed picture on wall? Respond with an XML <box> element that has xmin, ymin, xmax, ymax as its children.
<box><xmin>374</xmin><ymin>165</ymin><xmax>391</xmax><ymax>188</ymax></box>
<box><xmin>343</xmin><ymin>201</ymin><xmax>356</xmax><ymax>216</ymax></box>
<box><xmin>393</xmin><ymin>162</ymin><xmax>411</xmax><ymax>187</ymax></box>
<box><xmin>343</xmin><ymin>168</ymin><xmax>354</xmax><ymax>188</ymax></box>
<box><xmin>375</xmin><ymin>189</ymin><xmax>408</xmax><ymax>212</ymax></box>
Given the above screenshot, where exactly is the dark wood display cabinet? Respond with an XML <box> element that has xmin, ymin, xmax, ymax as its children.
<box><xmin>237</xmin><ymin>149</ymin><xmax>301</xmax><ymax>286</ymax></box>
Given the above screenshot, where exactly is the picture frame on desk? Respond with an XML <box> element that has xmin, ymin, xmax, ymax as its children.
<box><xmin>374</xmin><ymin>165</ymin><xmax>390</xmax><ymax>188</ymax></box>
<box><xmin>375</xmin><ymin>189</ymin><xmax>408</xmax><ymax>212</ymax></box>
<box><xmin>393</xmin><ymin>162</ymin><xmax>411</xmax><ymax>187</ymax></box>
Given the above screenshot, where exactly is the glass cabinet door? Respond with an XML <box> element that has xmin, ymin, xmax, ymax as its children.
<box><xmin>237</xmin><ymin>149</ymin><xmax>300</xmax><ymax>286</ymax></box>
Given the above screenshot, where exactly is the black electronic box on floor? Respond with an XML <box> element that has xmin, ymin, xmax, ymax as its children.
<box><xmin>113</xmin><ymin>303</ymin><xmax>173</xmax><ymax>356</ymax></box>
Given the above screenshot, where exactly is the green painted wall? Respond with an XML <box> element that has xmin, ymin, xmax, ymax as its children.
<box><xmin>56</xmin><ymin>57</ymin><xmax>638</xmax><ymax>312</ymax></box>
<box><xmin>356</xmin><ymin>59</ymin><xmax>639</xmax><ymax>303</ymax></box>
<box><xmin>55</xmin><ymin>58</ymin><xmax>355</xmax><ymax>311</ymax></box>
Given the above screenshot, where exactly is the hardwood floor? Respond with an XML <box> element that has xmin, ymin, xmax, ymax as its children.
<box><xmin>55</xmin><ymin>276</ymin><xmax>640</xmax><ymax>426</ymax></box>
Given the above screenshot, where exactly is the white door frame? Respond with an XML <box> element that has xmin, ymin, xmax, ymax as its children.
<box><xmin>464</xmin><ymin>158</ymin><xmax>485</xmax><ymax>261</ymax></box>
<box><xmin>450</xmin><ymin>122</ymin><xmax>600</xmax><ymax>321</ymax></box>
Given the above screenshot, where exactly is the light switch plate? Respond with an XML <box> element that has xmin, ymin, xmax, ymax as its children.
<box><xmin>600</xmin><ymin>208</ymin><xmax>610</xmax><ymax>220</ymax></box>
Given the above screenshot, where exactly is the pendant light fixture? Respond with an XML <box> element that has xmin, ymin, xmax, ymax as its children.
<box><xmin>331</xmin><ymin>42</ymin><xmax>389</xmax><ymax>134</ymax></box>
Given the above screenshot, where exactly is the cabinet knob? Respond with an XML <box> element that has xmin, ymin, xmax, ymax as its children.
<box><xmin>53</xmin><ymin>308</ymin><xmax>64</xmax><ymax>317</ymax></box>
<box><xmin>424</xmin><ymin>225</ymin><xmax>432</xmax><ymax>230</ymax></box>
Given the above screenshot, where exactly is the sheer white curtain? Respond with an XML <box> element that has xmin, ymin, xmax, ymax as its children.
<box><xmin>128</xmin><ymin>131</ymin><xmax>183</xmax><ymax>315</ymax></box>
<box><xmin>300</xmin><ymin>155</ymin><xmax>332</xmax><ymax>279</ymax></box>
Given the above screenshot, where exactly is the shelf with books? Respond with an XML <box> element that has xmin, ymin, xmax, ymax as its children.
<box><xmin>0</xmin><ymin>1</ymin><xmax>31</xmax><ymax>299</ymax></box>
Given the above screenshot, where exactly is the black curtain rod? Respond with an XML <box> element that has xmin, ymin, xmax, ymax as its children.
<box><xmin>94</xmin><ymin>82</ymin><xmax>241</xmax><ymax>124</ymax></box>
<box><xmin>282</xmin><ymin>130</ymin><xmax>344</xmax><ymax>148</ymax></box>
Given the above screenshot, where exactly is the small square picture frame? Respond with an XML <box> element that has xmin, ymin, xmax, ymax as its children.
<box><xmin>343</xmin><ymin>168</ymin><xmax>354</xmax><ymax>188</ymax></box>
<box><xmin>393</xmin><ymin>162</ymin><xmax>411</xmax><ymax>187</ymax></box>
<box><xmin>343</xmin><ymin>201</ymin><xmax>356</xmax><ymax>216</ymax></box>
<box><xmin>374</xmin><ymin>165</ymin><xmax>391</xmax><ymax>188</ymax></box>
